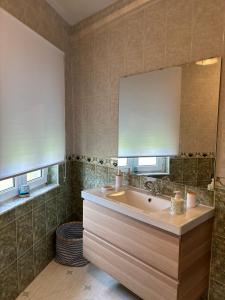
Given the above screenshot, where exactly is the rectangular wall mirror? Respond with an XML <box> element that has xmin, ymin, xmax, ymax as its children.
<box><xmin>118</xmin><ymin>57</ymin><xmax>221</xmax><ymax>188</ymax></box>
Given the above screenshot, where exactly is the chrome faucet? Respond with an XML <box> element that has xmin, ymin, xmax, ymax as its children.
<box><xmin>144</xmin><ymin>180</ymin><xmax>161</xmax><ymax>196</ymax></box>
<box><xmin>144</xmin><ymin>176</ymin><xmax>171</xmax><ymax>196</ymax></box>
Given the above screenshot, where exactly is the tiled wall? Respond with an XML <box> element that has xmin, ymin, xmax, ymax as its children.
<box><xmin>169</xmin><ymin>157</ymin><xmax>215</xmax><ymax>187</ymax></box>
<box><xmin>0</xmin><ymin>2</ymin><xmax>74</xmax><ymax>299</ymax></box>
<box><xmin>69</xmin><ymin>0</ymin><xmax>225</xmax><ymax>166</ymax></box>
<box><xmin>69</xmin><ymin>1</ymin><xmax>225</xmax><ymax>299</ymax></box>
<box><xmin>1</xmin><ymin>0</ymin><xmax>225</xmax><ymax>299</ymax></box>
<box><xmin>0</xmin><ymin>164</ymin><xmax>75</xmax><ymax>300</ymax></box>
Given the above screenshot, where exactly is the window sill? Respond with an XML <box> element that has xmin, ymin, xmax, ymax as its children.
<box><xmin>0</xmin><ymin>183</ymin><xmax>59</xmax><ymax>216</ymax></box>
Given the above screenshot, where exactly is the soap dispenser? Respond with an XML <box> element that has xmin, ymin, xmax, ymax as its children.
<box><xmin>115</xmin><ymin>169</ymin><xmax>123</xmax><ymax>190</ymax></box>
<box><xmin>170</xmin><ymin>191</ymin><xmax>185</xmax><ymax>215</ymax></box>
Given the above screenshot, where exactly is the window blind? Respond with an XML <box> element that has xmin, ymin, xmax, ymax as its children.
<box><xmin>0</xmin><ymin>8</ymin><xmax>65</xmax><ymax>180</ymax></box>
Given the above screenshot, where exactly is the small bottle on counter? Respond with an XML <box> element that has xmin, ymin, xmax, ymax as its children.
<box><xmin>186</xmin><ymin>191</ymin><xmax>197</xmax><ymax>208</ymax></box>
<box><xmin>170</xmin><ymin>191</ymin><xmax>185</xmax><ymax>215</ymax></box>
<box><xmin>115</xmin><ymin>169</ymin><xmax>123</xmax><ymax>190</ymax></box>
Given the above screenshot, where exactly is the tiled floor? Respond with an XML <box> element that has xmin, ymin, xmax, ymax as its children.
<box><xmin>16</xmin><ymin>261</ymin><xmax>140</xmax><ymax>300</ymax></box>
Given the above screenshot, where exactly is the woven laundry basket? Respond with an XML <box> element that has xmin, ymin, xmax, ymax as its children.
<box><xmin>55</xmin><ymin>222</ymin><xmax>89</xmax><ymax>267</ymax></box>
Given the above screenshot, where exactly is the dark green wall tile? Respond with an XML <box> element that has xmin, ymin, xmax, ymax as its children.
<box><xmin>34</xmin><ymin>238</ymin><xmax>47</xmax><ymax>276</ymax></box>
<box><xmin>0</xmin><ymin>222</ymin><xmax>17</xmax><ymax>272</ymax></box>
<box><xmin>44</xmin><ymin>188</ymin><xmax>58</xmax><ymax>202</ymax></box>
<box><xmin>198</xmin><ymin>158</ymin><xmax>213</xmax><ymax>182</ymax></box>
<box><xmin>0</xmin><ymin>262</ymin><xmax>18</xmax><ymax>300</ymax></box>
<box><xmin>18</xmin><ymin>249</ymin><xmax>34</xmax><ymax>293</ymax></box>
<box><xmin>170</xmin><ymin>158</ymin><xmax>183</xmax><ymax>182</ymax></box>
<box><xmin>65</xmin><ymin>194</ymin><xmax>73</xmax><ymax>219</ymax></box>
<box><xmin>46</xmin><ymin>230</ymin><xmax>56</xmax><ymax>262</ymax></box>
<box><xmin>33</xmin><ymin>204</ymin><xmax>46</xmax><ymax>243</ymax></box>
<box><xmin>83</xmin><ymin>163</ymin><xmax>95</xmax><ymax>189</ymax></box>
<box><xmin>72</xmin><ymin>197</ymin><xmax>83</xmax><ymax>221</ymax></box>
<box><xmin>162</xmin><ymin>182</ymin><xmax>185</xmax><ymax>198</ymax></box>
<box><xmin>183</xmin><ymin>158</ymin><xmax>198</xmax><ymax>183</ymax></box>
<box><xmin>56</xmin><ymin>193</ymin><xmax>67</xmax><ymax>225</ymax></box>
<box><xmin>73</xmin><ymin>161</ymin><xmax>84</xmax><ymax>189</ymax></box>
<box><xmin>211</xmin><ymin>236</ymin><xmax>225</xmax><ymax>284</ymax></box>
<box><xmin>16</xmin><ymin>201</ymin><xmax>32</xmax><ymax>218</ymax></box>
<box><xmin>0</xmin><ymin>172</ymin><xmax>72</xmax><ymax>298</ymax></box>
<box><xmin>46</xmin><ymin>197</ymin><xmax>58</xmax><ymax>233</ymax></box>
<box><xmin>108</xmin><ymin>167</ymin><xmax>117</xmax><ymax>185</ymax></box>
<box><xmin>95</xmin><ymin>166</ymin><xmax>108</xmax><ymax>187</ymax></box>
<box><xmin>32</xmin><ymin>194</ymin><xmax>45</xmax><ymax>210</ymax></box>
<box><xmin>0</xmin><ymin>210</ymin><xmax>15</xmax><ymax>230</ymax></box>
<box><xmin>209</xmin><ymin>280</ymin><xmax>225</xmax><ymax>300</ymax></box>
<box><xmin>129</xmin><ymin>175</ymin><xmax>140</xmax><ymax>188</ymax></box>
<box><xmin>214</xmin><ymin>190</ymin><xmax>225</xmax><ymax>237</ymax></box>
<box><xmin>139</xmin><ymin>176</ymin><xmax>149</xmax><ymax>190</ymax></box>
<box><xmin>17</xmin><ymin>212</ymin><xmax>33</xmax><ymax>257</ymax></box>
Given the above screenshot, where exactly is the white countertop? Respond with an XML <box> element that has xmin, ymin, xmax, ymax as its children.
<box><xmin>81</xmin><ymin>187</ymin><xmax>214</xmax><ymax>236</ymax></box>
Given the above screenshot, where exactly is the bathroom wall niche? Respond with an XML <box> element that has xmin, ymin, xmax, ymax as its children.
<box><xmin>118</xmin><ymin>57</ymin><xmax>221</xmax><ymax>188</ymax></box>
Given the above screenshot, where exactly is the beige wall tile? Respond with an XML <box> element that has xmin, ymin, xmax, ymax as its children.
<box><xmin>143</xmin><ymin>1</ymin><xmax>166</xmax><ymax>70</ymax></box>
<box><xmin>108</xmin><ymin>19</ymin><xmax>127</xmax><ymax>62</ymax></box>
<box><xmin>191</xmin><ymin>0</ymin><xmax>225</xmax><ymax>61</ymax></box>
<box><xmin>166</xmin><ymin>0</ymin><xmax>192</xmax><ymax>66</ymax></box>
<box><xmin>69</xmin><ymin>0</ymin><xmax>225</xmax><ymax>176</ymax></box>
<box><xmin>124</xmin><ymin>9</ymin><xmax>144</xmax><ymax>75</ymax></box>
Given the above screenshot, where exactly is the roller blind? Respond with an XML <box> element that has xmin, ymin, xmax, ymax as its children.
<box><xmin>118</xmin><ymin>67</ymin><xmax>181</xmax><ymax>157</ymax></box>
<box><xmin>0</xmin><ymin>8</ymin><xmax>65</xmax><ymax>180</ymax></box>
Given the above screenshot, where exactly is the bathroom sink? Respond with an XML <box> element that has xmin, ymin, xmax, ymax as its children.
<box><xmin>107</xmin><ymin>189</ymin><xmax>170</xmax><ymax>212</ymax></box>
<box><xmin>82</xmin><ymin>187</ymin><xmax>214</xmax><ymax>235</ymax></box>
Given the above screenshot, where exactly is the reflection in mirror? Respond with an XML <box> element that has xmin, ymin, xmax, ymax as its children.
<box><xmin>117</xmin><ymin>57</ymin><xmax>221</xmax><ymax>188</ymax></box>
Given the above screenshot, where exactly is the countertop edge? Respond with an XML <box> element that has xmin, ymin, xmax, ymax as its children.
<box><xmin>81</xmin><ymin>190</ymin><xmax>214</xmax><ymax>236</ymax></box>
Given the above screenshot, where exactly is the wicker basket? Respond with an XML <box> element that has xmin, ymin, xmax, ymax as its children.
<box><xmin>55</xmin><ymin>222</ymin><xmax>89</xmax><ymax>267</ymax></box>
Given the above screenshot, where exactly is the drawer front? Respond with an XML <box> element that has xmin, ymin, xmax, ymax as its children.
<box><xmin>84</xmin><ymin>230</ymin><xmax>178</xmax><ymax>300</ymax></box>
<box><xmin>83</xmin><ymin>200</ymin><xmax>179</xmax><ymax>279</ymax></box>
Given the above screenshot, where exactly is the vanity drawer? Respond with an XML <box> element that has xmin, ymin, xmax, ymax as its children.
<box><xmin>84</xmin><ymin>230</ymin><xmax>178</xmax><ymax>300</ymax></box>
<box><xmin>83</xmin><ymin>200</ymin><xmax>180</xmax><ymax>279</ymax></box>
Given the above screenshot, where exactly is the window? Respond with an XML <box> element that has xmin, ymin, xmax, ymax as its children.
<box><xmin>118</xmin><ymin>158</ymin><xmax>128</xmax><ymax>167</ymax></box>
<box><xmin>0</xmin><ymin>168</ymin><xmax>48</xmax><ymax>202</ymax></box>
<box><xmin>135</xmin><ymin>157</ymin><xmax>169</xmax><ymax>175</ymax></box>
<box><xmin>138</xmin><ymin>157</ymin><xmax>157</xmax><ymax>166</ymax></box>
<box><xmin>116</xmin><ymin>157</ymin><xmax>169</xmax><ymax>175</ymax></box>
<box><xmin>0</xmin><ymin>177</ymin><xmax>17</xmax><ymax>202</ymax></box>
<box><xmin>0</xmin><ymin>178</ymin><xmax>14</xmax><ymax>192</ymax></box>
<box><xmin>27</xmin><ymin>170</ymin><xmax>42</xmax><ymax>182</ymax></box>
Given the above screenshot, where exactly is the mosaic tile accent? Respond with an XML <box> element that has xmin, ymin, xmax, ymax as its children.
<box><xmin>71</xmin><ymin>154</ymin><xmax>214</xmax><ymax>188</ymax></box>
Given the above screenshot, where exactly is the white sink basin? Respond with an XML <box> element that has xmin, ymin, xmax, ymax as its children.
<box><xmin>81</xmin><ymin>187</ymin><xmax>214</xmax><ymax>235</ymax></box>
<box><xmin>107</xmin><ymin>189</ymin><xmax>170</xmax><ymax>212</ymax></box>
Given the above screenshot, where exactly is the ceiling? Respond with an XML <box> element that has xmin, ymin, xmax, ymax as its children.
<box><xmin>46</xmin><ymin>0</ymin><xmax>118</xmax><ymax>25</ymax></box>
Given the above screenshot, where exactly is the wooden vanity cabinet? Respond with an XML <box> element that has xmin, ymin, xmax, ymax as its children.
<box><xmin>83</xmin><ymin>200</ymin><xmax>213</xmax><ymax>300</ymax></box>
